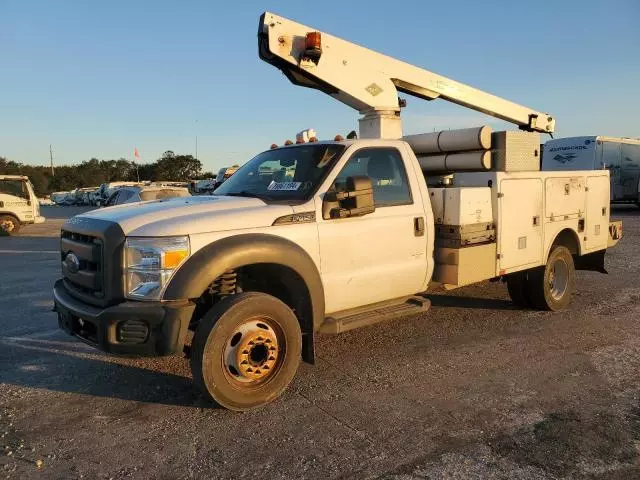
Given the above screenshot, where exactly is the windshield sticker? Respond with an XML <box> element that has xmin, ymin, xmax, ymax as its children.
<box><xmin>267</xmin><ymin>181</ymin><xmax>302</xmax><ymax>191</ymax></box>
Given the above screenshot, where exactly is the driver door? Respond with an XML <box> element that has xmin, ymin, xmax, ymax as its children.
<box><xmin>317</xmin><ymin>147</ymin><xmax>428</xmax><ymax>314</ymax></box>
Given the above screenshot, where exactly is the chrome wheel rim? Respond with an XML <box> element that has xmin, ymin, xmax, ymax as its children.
<box><xmin>549</xmin><ymin>258</ymin><xmax>569</xmax><ymax>301</ymax></box>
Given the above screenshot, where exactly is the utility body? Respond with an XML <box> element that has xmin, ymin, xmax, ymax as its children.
<box><xmin>53</xmin><ymin>12</ymin><xmax>621</xmax><ymax>410</ymax></box>
<box><xmin>0</xmin><ymin>175</ymin><xmax>45</xmax><ymax>235</ymax></box>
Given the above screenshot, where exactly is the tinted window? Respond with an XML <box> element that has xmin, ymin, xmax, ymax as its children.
<box><xmin>334</xmin><ymin>148</ymin><xmax>412</xmax><ymax>207</ymax></box>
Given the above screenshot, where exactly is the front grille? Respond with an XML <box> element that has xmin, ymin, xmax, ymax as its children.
<box><xmin>61</xmin><ymin>230</ymin><xmax>104</xmax><ymax>299</ymax></box>
<box><xmin>117</xmin><ymin>320</ymin><xmax>149</xmax><ymax>344</ymax></box>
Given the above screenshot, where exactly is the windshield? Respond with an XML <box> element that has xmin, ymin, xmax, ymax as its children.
<box><xmin>0</xmin><ymin>179</ymin><xmax>29</xmax><ymax>199</ymax></box>
<box><xmin>214</xmin><ymin>144</ymin><xmax>345</xmax><ymax>201</ymax></box>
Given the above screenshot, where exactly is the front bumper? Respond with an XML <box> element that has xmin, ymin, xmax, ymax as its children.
<box><xmin>54</xmin><ymin>279</ymin><xmax>195</xmax><ymax>356</ymax></box>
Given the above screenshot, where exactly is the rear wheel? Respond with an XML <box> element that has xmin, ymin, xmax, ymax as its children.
<box><xmin>0</xmin><ymin>215</ymin><xmax>20</xmax><ymax>235</ymax></box>
<box><xmin>506</xmin><ymin>270</ymin><xmax>531</xmax><ymax>308</ymax></box>
<box><xmin>527</xmin><ymin>246</ymin><xmax>576</xmax><ymax>311</ymax></box>
<box><xmin>190</xmin><ymin>292</ymin><xmax>301</xmax><ymax>411</ymax></box>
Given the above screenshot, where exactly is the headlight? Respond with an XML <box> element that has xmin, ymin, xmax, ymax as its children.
<box><xmin>124</xmin><ymin>236</ymin><xmax>190</xmax><ymax>301</ymax></box>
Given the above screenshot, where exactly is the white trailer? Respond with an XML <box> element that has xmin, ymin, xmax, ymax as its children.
<box><xmin>543</xmin><ymin>136</ymin><xmax>640</xmax><ymax>205</ymax></box>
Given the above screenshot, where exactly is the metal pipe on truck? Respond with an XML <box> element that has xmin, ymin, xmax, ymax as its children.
<box><xmin>405</xmin><ymin>126</ymin><xmax>492</xmax><ymax>155</ymax></box>
<box><xmin>418</xmin><ymin>150</ymin><xmax>492</xmax><ymax>173</ymax></box>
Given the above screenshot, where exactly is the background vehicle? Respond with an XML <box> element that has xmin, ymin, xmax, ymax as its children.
<box><xmin>213</xmin><ymin>166</ymin><xmax>240</xmax><ymax>189</ymax></box>
<box><xmin>54</xmin><ymin>11</ymin><xmax>621</xmax><ymax>411</ymax></box>
<box><xmin>543</xmin><ymin>136</ymin><xmax>640</xmax><ymax>205</ymax></box>
<box><xmin>0</xmin><ymin>175</ymin><xmax>45</xmax><ymax>234</ymax></box>
<box><xmin>103</xmin><ymin>184</ymin><xmax>191</xmax><ymax>206</ymax></box>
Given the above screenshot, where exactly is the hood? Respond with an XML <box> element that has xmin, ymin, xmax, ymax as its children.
<box><xmin>77</xmin><ymin>195</ymin><xmax>294</xmax><ymax>236</ymax></box>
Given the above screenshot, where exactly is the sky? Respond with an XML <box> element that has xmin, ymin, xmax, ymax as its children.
<box><xmin>1</xmin><ymin>0</ymin><xmax>639</xmax><ymax>172</ymax></box>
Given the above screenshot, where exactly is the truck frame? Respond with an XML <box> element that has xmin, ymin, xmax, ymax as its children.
<box><xmin>53</xmin><ymin>12</ymin><xmax>620</xmax><ymax>411</ymax></box>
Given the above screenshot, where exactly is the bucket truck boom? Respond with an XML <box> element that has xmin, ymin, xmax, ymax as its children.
<box><xmin>258</xmin><ymin>12</ymin><xmax>555</xmax><ymax>139</ymax></box>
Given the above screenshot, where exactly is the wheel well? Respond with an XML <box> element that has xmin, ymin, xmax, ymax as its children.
<box><xmin>192</xmin><ymin>263</ymin><xmax>314</xmax><ymax>336</ymax></box>
<box><xmin>551</xmin><ymin>228</ymin><xmax>581</xmax><ymax>257</ymax></box>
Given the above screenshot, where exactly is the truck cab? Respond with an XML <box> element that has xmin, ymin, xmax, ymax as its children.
<box><xmin>0</xmin><ymin>175</ymin><xmax>45</xmax><ymax>235</ymax></box>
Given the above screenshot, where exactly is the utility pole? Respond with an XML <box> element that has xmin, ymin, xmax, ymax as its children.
<box><xmin>195</xmin><ymin>119</ymin><xmax>198</xmax><ymax>160</ymax></box>
<box><xmin>49</xmin><ymin>144</ymin><xmax>55</xmax><ymax>176</ymax></box>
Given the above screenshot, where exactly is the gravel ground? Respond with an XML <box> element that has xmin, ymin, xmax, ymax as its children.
<box><xmin>1</xmin><ymin>205</ymin><xmax>639</xmax><ymax>479</ymax></box>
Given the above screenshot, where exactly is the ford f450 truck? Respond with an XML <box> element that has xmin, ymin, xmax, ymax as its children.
<box><xmin>53</xmin><ymin>12</ymin><xmax>621</xmax><ymax>410</ymax></box>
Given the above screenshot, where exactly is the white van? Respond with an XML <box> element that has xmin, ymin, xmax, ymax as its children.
<box><xmin>0</xmin><ymin>175</ymin><xmax>45</xmax><ymax>234</ymax></box>
<box><xmin>543</xmin><ymin>136</ymin><xmax>640</xmax><ymax>204</ymax></box>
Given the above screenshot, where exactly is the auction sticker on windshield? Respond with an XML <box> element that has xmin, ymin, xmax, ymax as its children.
<box><xmin>267</xmin><ymin>181</ymin><xmax>302</xmax><ymax>191</ymax></box>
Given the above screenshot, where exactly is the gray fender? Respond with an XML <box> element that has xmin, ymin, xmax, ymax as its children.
<box><xmin>163</xmin><ymin>233</ymin><xmax>325</xmax><ymax>332</ymax></box>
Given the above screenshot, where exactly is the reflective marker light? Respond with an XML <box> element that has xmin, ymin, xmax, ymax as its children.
<box><xmin>270</xmin><ymin>143</ymin><xmax>278</xmax><ymax>149</ymax></box>
<box><xmin>284</xmin><ymin>140</ymin><xmax>293</xmax><ymax>146</ymax></box>
<box><xmin>334</xmin><ymin>135</ymin><xmax>344</xmax><ymax>141</ymax></box>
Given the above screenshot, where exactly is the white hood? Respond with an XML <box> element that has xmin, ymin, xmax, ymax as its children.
<box><xmin>79</xmin><ymin>195</ymin><xmax>294</xmax><ymax>236</ymax></box>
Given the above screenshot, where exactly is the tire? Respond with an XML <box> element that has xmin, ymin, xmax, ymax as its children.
<box><xmin>190</xmin><ymin>292</ymin><xmax>302</xmax><ymax>411</ymax></box>
<box><xmin>506</xmin><ymin>270</ymin><xmax>531</xmax><ymax>308</ymax></box>
<box><xmin>527</xmin><ymin>246</ymin><xmax>576</xmax><ymax>311</ymax></box>
<box><xmin>0</xmin><ymin>215</ymin><xmax>20</xmax><ymax>235</ymax></box>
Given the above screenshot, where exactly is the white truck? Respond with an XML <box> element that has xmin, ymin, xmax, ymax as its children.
<box><xmin>543</xmin><ymin>136</ymin><xmax>640</xmax><ymax>206</ymax></box>
<box><xmin>53</xmin><ymin>12</ymin><xmax>621</xmax><ymax>411</ymax></box>
<box><xmin>0</xmin><ymin>175</ymin><xmax>45</xmax><ymax>235</ymax></box>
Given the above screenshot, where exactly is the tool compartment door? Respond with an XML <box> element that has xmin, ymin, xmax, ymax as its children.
<box><xmin>499</xmin><ymin>178</ymin><xmax>543</xmax><ymax>271</ymax></box>
<box><xmin>585</xmin><ymin>175</ymin><xmax>610</xmax><ymax>252</ymax></box>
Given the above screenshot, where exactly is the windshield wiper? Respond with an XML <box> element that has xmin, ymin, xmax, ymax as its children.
<box><xmin>224</xmin><ymin>191</ymin><xmax>273</xmax><ymax>200</ymax></box>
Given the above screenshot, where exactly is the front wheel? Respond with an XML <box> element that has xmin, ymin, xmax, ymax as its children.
<box><xmin>527</xmin><ymin>246</ymin><xmax>576</xmax><ymax>311</ymax></box>
<box><xmin>190</xmin><ymin>292</ymin><xmax>302</xmax><ymax>411</ymax></box>
<box><xmin>0</xmin><ymin>215</ymin><xmax>20</xmax><ymax>235</ymax></box>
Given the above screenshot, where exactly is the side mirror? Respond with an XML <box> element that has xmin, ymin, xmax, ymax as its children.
<box><xmin>323</xmin><ymin>175</ymin><xmax>375</xmax><ymax>220</ymax></box>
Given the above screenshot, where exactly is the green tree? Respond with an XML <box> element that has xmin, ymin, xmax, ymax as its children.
<box><xmin>155</xmin><ymin>151</ymin><xmax>202</xmax><ymax>180</ymax></box>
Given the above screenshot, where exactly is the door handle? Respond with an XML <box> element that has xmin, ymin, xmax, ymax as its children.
<box><xmin>414</xmin><ymin>217</ymin><xmax>425</xmax><ymax>237</ymax></box>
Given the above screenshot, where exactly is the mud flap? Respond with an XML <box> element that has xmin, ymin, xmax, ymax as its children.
<box><xmin>302</xmin><ymin>332</ymin><xmax>315</xmax><ymax>365</ymax></box>
<box><xmin>575</xmin><ymin>250</ymin><xmax>607</xmax><ymax>274</ymax></box>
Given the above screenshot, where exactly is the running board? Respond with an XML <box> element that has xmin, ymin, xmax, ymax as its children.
<box><xmin>319</xmin><ymin>296</ymin><xmax>431</xmax><ymax>334</ymax></box>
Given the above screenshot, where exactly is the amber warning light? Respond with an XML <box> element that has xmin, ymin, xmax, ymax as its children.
<box><xmin>304</xmin><ymin>31</ymin><xmax>322</xmax><ymax>60</ymax></box>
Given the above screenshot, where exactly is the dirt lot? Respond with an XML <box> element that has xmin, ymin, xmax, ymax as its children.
<box><xmin>1</xmin><ymin>205</ymin><xmax>640</xmax><ymax>479</ymax></box>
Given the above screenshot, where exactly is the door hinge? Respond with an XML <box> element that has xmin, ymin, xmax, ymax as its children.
<box><xmin>497</xmin><ymin>253</ymin><xmax>503</xmax><ymax>259</ymax></box>
<box><xmin>497</xmin><ymin>192</ymin><xmax>504</xmax><ymax>198</ymax></box>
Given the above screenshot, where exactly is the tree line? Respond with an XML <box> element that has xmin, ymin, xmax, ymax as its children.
<box><xmin>0</xmin><ymin>151</ymin><xmax>216</xmax><ymax>196</ymax></box>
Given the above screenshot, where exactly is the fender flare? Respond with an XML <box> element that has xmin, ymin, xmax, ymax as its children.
<box><xmin>163</xmin><ymin>233</ymin><xmax>325</xmax><ymax>332</ymax></box>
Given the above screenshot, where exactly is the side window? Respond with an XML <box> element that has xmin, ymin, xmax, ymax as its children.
<box><xmin>334</xmin><ymin>148</ymin><xmax>412</xmax><ymax>207</ymax></box>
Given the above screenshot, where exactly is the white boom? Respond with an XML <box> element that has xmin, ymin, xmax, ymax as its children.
<box><xmin>258</xmin><ymin>12</ymin><xmax>556</xmax><ymax>139</ymax></box>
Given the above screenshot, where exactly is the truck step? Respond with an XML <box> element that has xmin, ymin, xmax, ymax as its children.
<box><xmin>319</xmin><ymin>296</ymin><xmax>431</xmax><ymax>334</ymax></box>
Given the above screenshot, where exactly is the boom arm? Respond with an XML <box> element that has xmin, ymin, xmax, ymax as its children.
<box><xmin>258</xmin><ymin>12</ymin><xmax>555</xmax><ymax>138</ymax></box>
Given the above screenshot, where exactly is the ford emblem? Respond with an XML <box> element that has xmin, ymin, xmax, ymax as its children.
<box><xmin>64</xmin><ymin>252</ymin><xmax>81</xmax><ymax>274</ymax></box>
